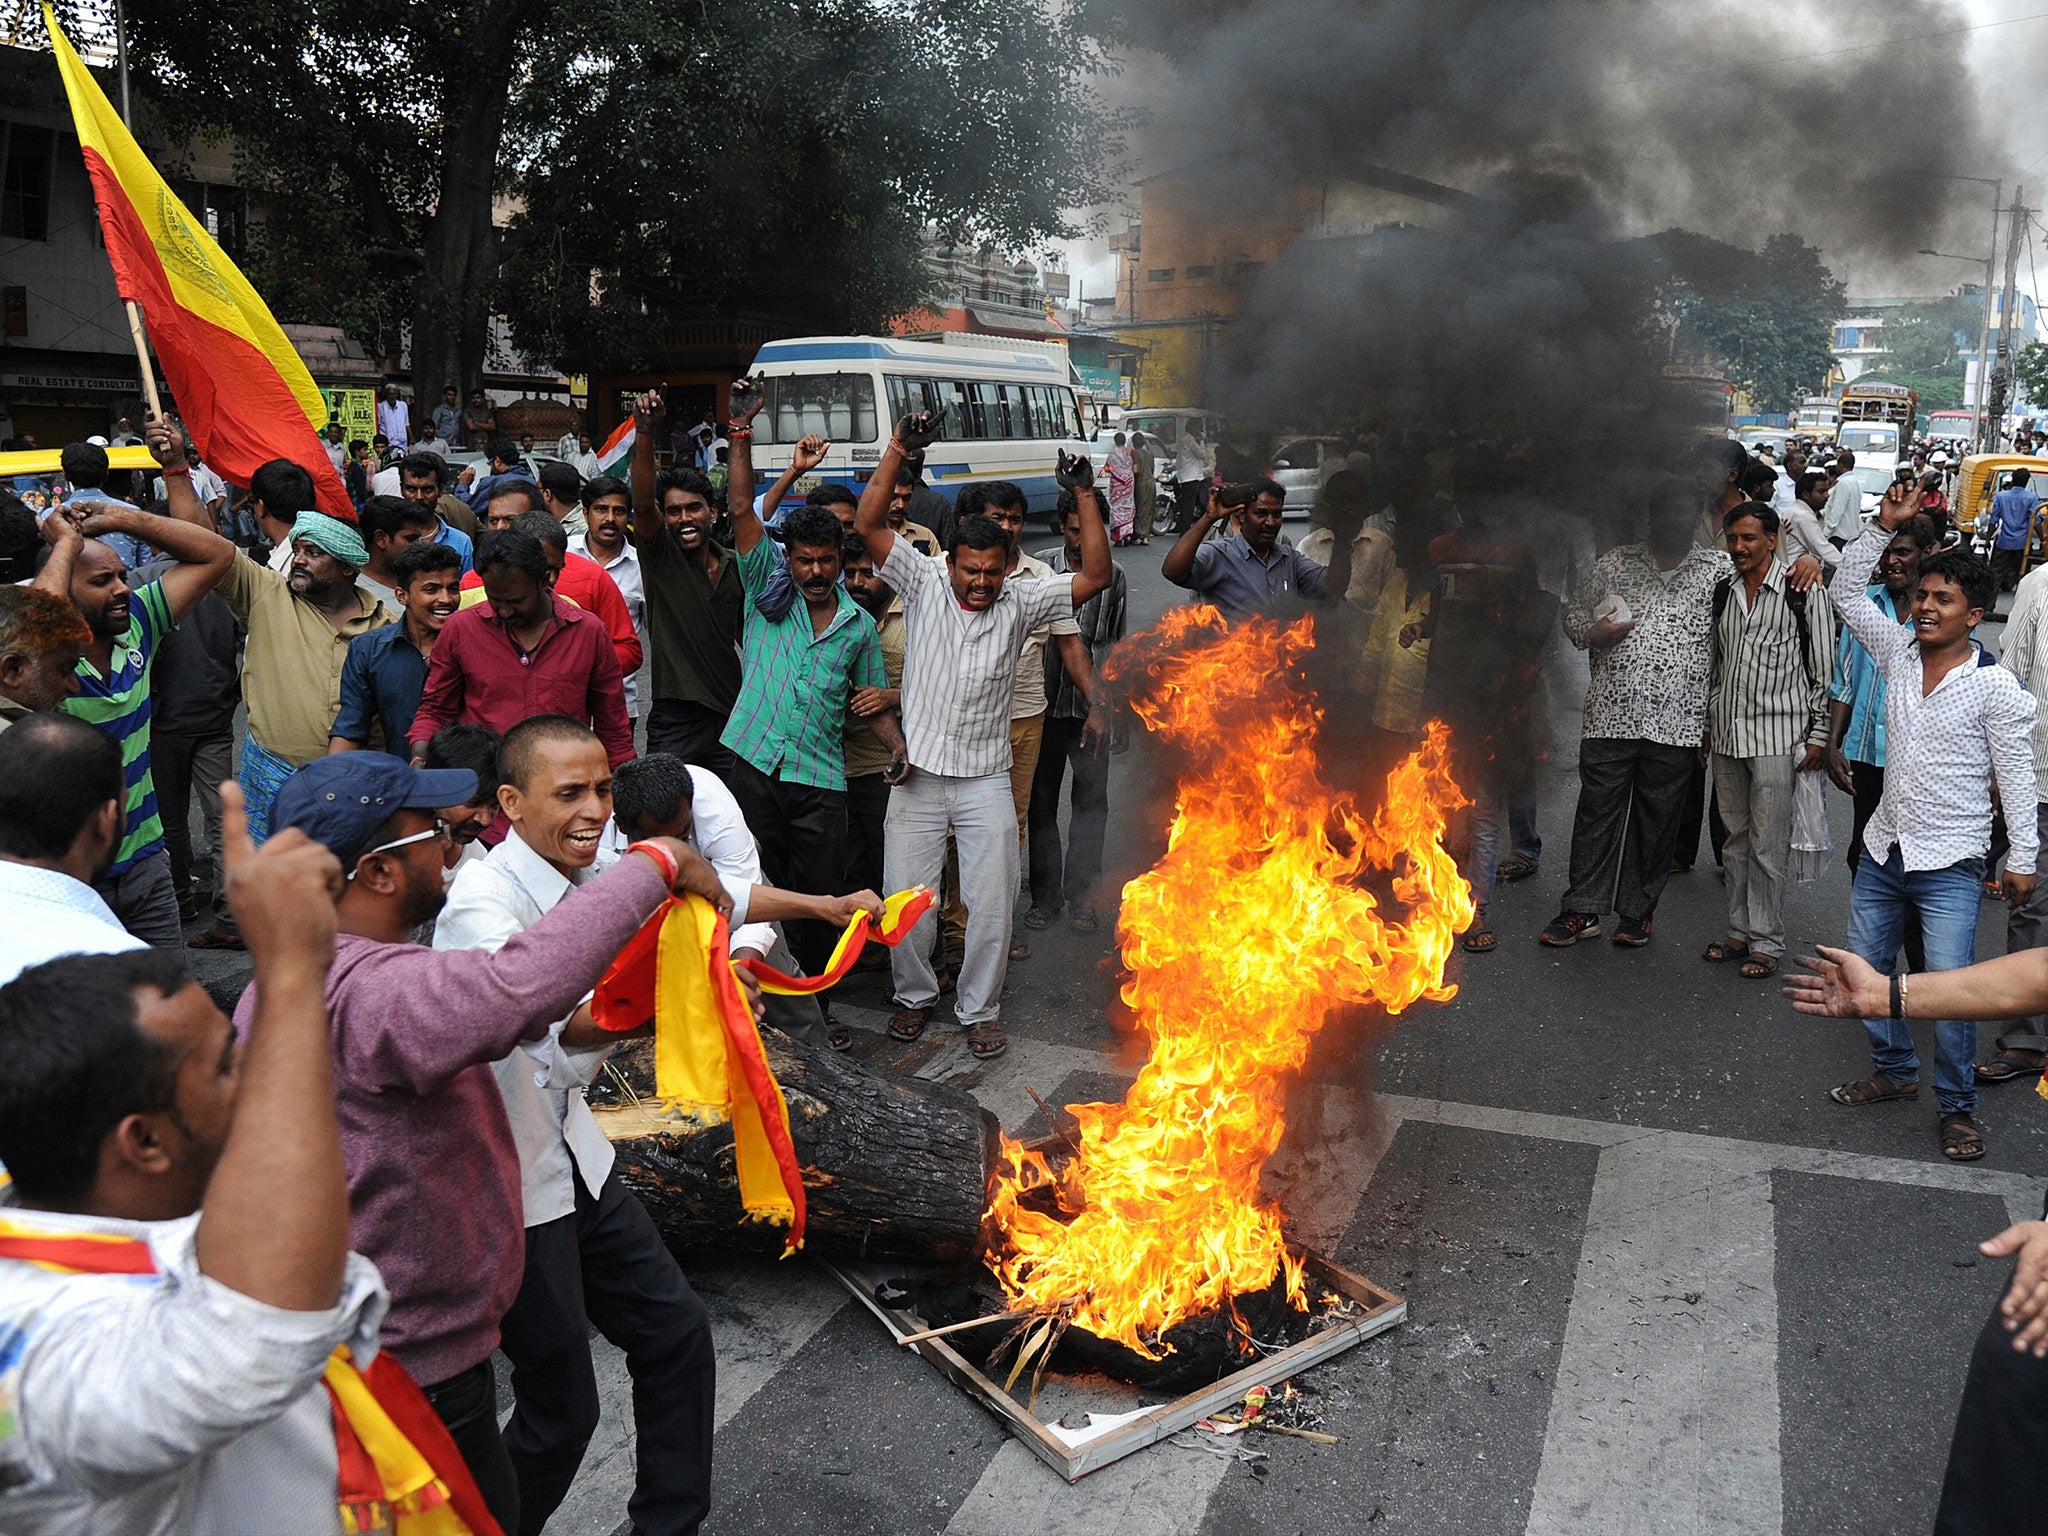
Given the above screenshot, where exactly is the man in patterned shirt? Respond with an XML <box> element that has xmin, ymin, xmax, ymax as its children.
<box><xmin>1542</xmin><ymin>485</ymin><xmax>1730</xmax><ymax>950</ymax></box>
<box><xmin>1824</xmin><ymin>480</ymin><xmax>2037</xmax><ymax>1163</ymax></box>
<box><xmin>46</xmin><ymin>422</ymin><xmax>235</xmax><ymax>947</ymax></box>
<box><xmin>720</xmin><ymin>379</ymin><xmax>905</xmax><ymax>1002</ymax></box>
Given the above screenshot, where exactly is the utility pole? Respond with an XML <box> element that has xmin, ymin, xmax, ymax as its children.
<box><xmin>1974</xmin><ymin>182</ymin><xmax>2001</xmax><ymax>451</ymax></box>
<box><xmin>1987</xmin><ymin>186</ymin><xmax>2027</xmax><ymax>454</ymax></box>
<box><xmin>113</xmin><ymin>0</ymin><xmax>130</xmax><ymax>124</ymax></box>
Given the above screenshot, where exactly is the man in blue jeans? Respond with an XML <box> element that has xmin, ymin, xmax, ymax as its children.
<box><xmin>1826</xmin><ymin>479</ymin><xmax>2038</xmax><ymax>1162</ymax></box>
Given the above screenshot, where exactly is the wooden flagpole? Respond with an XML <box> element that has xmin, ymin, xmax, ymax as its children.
<box><xmin>123</xmin><ymin>300</ymin><xmax>164</xmax><ymax>422</ymax></box>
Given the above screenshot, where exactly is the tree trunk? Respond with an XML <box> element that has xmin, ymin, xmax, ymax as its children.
<box><xmin>594</xmin><ymin>1032</ymin><xmax>1002</xmax><ymax>1265</ymax></box>
<box><xmin>409</xmin><ymin>0</ymin><xmax>540</xmax><ymax>408</ymax></box>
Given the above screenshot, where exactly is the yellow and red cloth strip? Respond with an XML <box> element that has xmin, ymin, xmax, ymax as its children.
<box><xmin>0</xmin><ymin>1220</ymin><xmax>502</xmax><ymax>1536</ymax></box>
<box><xmin>590</xmin><ymin>887</ymin><xmax>934</xmax><ymax>1256</ymax></box>
<box><xmin>42</xmin><ymin>8</ymin><xmax>357</xmax><ymax>523</ymax></box>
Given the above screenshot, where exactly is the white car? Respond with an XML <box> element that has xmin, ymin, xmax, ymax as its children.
<box><xmin>1266</xmin><ymin>436</ymin><xmax>1349</xmax><ymax>519</ymax></box>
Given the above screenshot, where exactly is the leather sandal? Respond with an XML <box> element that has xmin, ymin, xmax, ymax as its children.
<box><xmin>1977</xmin><ymin>1049</ymin><xmax>2047</xmax><ymax>1083</ymax></box>
<box><xmin>1829</xmin><ymin>1072</ymin><xmax>1920</xmax><ymax>1106</ymax></box>
<box><xmin>1940</xmin><ymin>1112</ymin><xmax>1986</xmax><ymax>1162</ymax></box>
<box><xmin>967</xmin><ymin>1019</ymin><xmax>1008</xmax><ymax>1059</ymax></box>
<box><xmin>887</xmin><ymin>1005</ymin><xmax>931</xmax><ymax>1042</ymax></box>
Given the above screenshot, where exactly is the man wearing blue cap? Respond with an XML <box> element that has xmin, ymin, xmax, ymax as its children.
<box><xmin>234</xmin><ymin>748</ymin><xmax>732</xmax><ymax>1532</ymax></box>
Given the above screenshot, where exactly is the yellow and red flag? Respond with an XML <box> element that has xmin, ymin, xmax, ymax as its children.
<box><xmin>42</xmin><ymin>6</ymin><xmax>355</xmax><ymax>521</ymax></box>
<box><xmin>0</xmin><ymin>1219</ymin><xmax>502</xmax><ymax>1534</ymax></box>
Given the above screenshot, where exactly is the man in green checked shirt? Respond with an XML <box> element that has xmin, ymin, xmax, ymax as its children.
<box><xmin>719</xmin><ymin>377</ymin><xmax>908</xmax><ymax>1040</ymax></box>
<box><xmin>43</xmin><ymin>419</ymin><xmax>236</xmax><ymax>947</ymax></box>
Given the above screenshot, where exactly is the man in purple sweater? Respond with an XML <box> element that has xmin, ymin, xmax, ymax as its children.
<box><xmin>235</xmin><ymin>751</ymin><xmax>730</xmax><ymax>1533</ymax></box>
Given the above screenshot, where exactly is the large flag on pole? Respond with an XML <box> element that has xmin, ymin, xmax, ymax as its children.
<box><xmin>41</xmin><ymin>6</ymin><xmax>355</xmax><ymax>520</ymax></box>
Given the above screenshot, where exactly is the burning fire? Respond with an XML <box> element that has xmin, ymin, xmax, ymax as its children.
<box><xmin>983</xmin><ymin>606</ymin><xmax>1473</xmax><ymax>1357</ymax></box>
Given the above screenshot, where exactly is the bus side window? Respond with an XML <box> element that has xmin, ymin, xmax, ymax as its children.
<box><xmin>1055</xmin><ymin>387</ymin><xmax>1082</xmax><ymax>439</ymax></box>
<box><xmin>968</xmin><ymin>382</ymin><xmax>996</xmax><ymax>440</ymax></box>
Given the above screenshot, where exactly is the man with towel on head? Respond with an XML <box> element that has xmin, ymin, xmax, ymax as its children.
<box><xmin>207</xmin><ymin>489</ymin><xmax>395</xmax><ymax>838</ymax></box>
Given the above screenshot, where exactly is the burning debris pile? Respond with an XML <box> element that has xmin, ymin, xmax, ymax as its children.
<box><xmin>980</xmin><ymin>606</ymin><xmax>1473</xmax><ymax>1363</ymax></box>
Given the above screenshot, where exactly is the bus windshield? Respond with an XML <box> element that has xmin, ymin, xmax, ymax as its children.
<box><xmin>760</xmin><ymin>373</ymin><xmax>879</xmax><ymax>445</ymax></box>
<box><xmin>1838</xmin><ymin>424</ymin><xmax>1898</xmax><ymax>455</ymax></box>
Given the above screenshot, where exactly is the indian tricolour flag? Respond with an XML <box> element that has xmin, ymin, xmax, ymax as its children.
<box><xmin>594</xmin><ymin>418</ymin><xmax>635</xmax><ymax>480</ymax></box>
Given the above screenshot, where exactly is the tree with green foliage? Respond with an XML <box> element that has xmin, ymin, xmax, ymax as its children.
<box><xmin>498</xmin><ymin>0</ymin><xmax>1115</xmax><ymax>375</ymax></box>
<box><xmin>1857</xmin><ymin>296</ymin><xmax>1977</xmax><ymax>411</ymax></box>
<box><xmin>2014</xmin><ymin>340</ymin><xmax>2048</xmax><ymax>417</ymax></box>
<box><xmin>110</xmin><ymin>0</ymin><xmax>1113</xmax><ymax>404</ymax></box>
<box><xmin>1656</xmin><ymin>231</ymin><xmax>1845</xmax><ymax>415</ymax></box>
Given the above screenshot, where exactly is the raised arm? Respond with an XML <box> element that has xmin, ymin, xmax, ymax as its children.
<box><xmin>760</xmin><ymin>434</ymin><xmax>830</xmax><ymax>525</ymax></box>
<box><xmin>858</xmin><ymin>413</ymin><xmax>936</xmax><ymax>566</ymax></box>
<box><xmin>628</xmin><ymin>389</ymin><xmax>665</xmax><ymax>549</ymax></box>
<box><xmin>195</xmin><ymin>785</ymin><xmax>348</xmax><ymax>1310</ymax></box>
<box><xmin>1161</xmin><ymin>487</ymin><xmax>1227</xmax><ymax>588</ymax></box>
<box><xmin>75</xmin><ymin>503</ymin><xmax>234</xmax><ymax>624</ymax></box>
<box><xmin>1056</xmin><ymin>451</ymin><xmax>1114</xmax><ymax>607</ymax></box>
<box><xmin>1826</xmin><ymin>495</ymin><xmax>1911</xmax><ymax>672</ymax></box>
<box><xmin>144</xmin><ymin>419</ymin><xmax>216</xmax><ymax>533</ymax></box>
<box><xmin>725</xmin><ymin>377</ymin><xmax>767</xmax><ymax>554</ymax></box>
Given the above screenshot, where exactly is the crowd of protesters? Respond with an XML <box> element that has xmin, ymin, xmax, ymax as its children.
<box><xmin>0</xmin><ymin>379</ymin><xmax>1129</xmax><ymax>1534</ymax></box>
<box><xmin>12</xmin><ymin>376</ymin><xmax>2048</xmax><ymax>1529</ymax></box>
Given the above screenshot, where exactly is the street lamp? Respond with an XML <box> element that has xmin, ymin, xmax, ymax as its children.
<box><xmin>1922</xmin><ymin>246</ymin><xmax>1998</xmax><ymax>444</ymax></box>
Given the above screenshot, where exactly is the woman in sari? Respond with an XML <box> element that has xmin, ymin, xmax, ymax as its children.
<box><xmin>1104</xmin><ymin>432</ymin><xmax>1137</xmax><ymax>544</ymax></box>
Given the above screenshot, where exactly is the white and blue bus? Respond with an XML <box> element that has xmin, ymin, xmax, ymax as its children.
<box><xmin>744</xmin><ymin>336</ymin><xmax>1090</xmax><ymax>515</ymax></box>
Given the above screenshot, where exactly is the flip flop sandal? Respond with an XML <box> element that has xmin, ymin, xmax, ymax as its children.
<box><xmin>1496</xmin><ymin>856</ymin><xmax>1540</xmax><ymax>883</ymax></box>
<box><xmin>187</xmin><ymin>921</ymin><xmax>245</xmax><ymax>951</ymax></box>
<box><xmin>1702</xmin><ymin>939</ymin><xmax>1750</xmax><ymax>963</ymax></box>
<box><xmin>1010</xmin><ymin>941</ymin><xmax>1031</xmax><ymax>961</ymax></box>
<box><xmin>1829</xmin><ymin>1072</ymin><xmax>1921</xmax><ymax>1106</ymax></box>
<box><xmin>1462</xmin><ymin>927</ymin><xmax>1497</xmax><ymax>953</ymax></box>
<box><xmin>967</xmin><ymin>1020</ymin><xmax>1008</xmax><ymax>1059</ymax></box>
<box><xmin>1024</xmin><ymin>908</ymin><xmax>1056</xmax><ymax>930</ymax></box>
<box><xmin>887</xmin><ymin>1006</ymin><xmax>931</xmax><ymax>1042</ymax></box>
<box><xmin>827</xmin><ymin>1024</ymin><xmax>855</xmax><ymax>1052</ymax></box>
<box><xmin>1940</xmin><ymin>1113</ymin><xmax>1986</xmax><ymax>1162</ymax></box>
<box><xmin>1978</xmin><ymin>1050</ymin><xmax>2048</xmax><ymax>1083</ymax></box>
<box><xmin>1739</xmin><ymin>954</ymin><xmax>1779</xmax><ymax>979</ymax></box>
<box><xmin>1070</xmin><ymin>909</ymin><xmax>1099</xmax><ymax>933</ymax></box>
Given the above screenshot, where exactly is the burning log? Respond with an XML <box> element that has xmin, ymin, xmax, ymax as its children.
<box><xmin>593</xmin><ymin>1032</ymin><xmax>1001</xmax><ymax>1263</ymax></box>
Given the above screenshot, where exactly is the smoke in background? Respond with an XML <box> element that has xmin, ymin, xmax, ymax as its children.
<box><xmin>1087</xmin><ymin>0</ymin><xmax>2004</xmax><ymax>447</ymax></box>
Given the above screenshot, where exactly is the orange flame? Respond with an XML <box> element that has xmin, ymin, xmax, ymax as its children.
<box><xmin>983</xmin><ymin>606</ymin><xmax>1474</xmax><ymax>1356</ymax></box>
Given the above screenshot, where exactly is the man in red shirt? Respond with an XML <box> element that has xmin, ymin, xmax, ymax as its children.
<box><xmin>462</xmin><ymin>489</ymin><xmax>642</xmax><ymax>682</ymax></box>
<box><xmin>409</xmin><ymin>528</ymin><xmax>634</xmax><ymax>776</ymax></box>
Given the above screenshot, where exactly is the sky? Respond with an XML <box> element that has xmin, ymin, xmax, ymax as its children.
<box><xmin>1047</xmin><ymin>0</ymin><xmax>2048</xmax><ymax>320</ymax></box>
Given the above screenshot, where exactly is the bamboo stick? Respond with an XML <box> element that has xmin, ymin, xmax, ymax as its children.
<box><xmin>123</xmin><ymin>301</ymin><xmax>163</xmax><ymax>422</ymax></box>
<box><xmin>894</xmin><ymin>1309</ymin><xmax>1030</xmax><ymax>1346</ymax></box>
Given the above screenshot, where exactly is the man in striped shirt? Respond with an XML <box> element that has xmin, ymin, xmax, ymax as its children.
<box><xmin>46</xmin><ymin>421</ymin><xmax>235</xmax><ymax>947</ymax></box>
<box><xmin>1703</xmin><ymin>499</ymin><xmax>1836</xmax><ymax>979</ymax></box>
<box><xmin>857</xmin><ymin>412</ymin><xmax>1114</xmax><ymax>1060</ymax></box>
<box><xmin>719</xmin><ymin>379</ymin><xmax>904</xmax><ymax>1006</ymax></box>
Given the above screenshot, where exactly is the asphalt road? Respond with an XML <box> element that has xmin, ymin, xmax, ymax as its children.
<box><xmin>185</xmin><ymin>532</ymin><xmax>2048</xmax><ymax>1536</ymax></box>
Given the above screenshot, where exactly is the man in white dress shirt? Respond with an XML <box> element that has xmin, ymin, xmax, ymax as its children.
<box><xmin>434</xmin><ymin>715</ymin><xmax>879</xmax><ymax>1533</ymax></box>
<box><xmin>1825</xmin><ymin>480</ymin><xmax>2038</xmax><ymax>1163</ymax></box>
<box><xmin>0</xmin><ymin>714</ymin><xmax>146</xmax><ymax>984</ymax></box>
<box><xmin>854</xmin><ymin>412</ymin><xmax>1113</xmax><ymax>1061</ymax></box>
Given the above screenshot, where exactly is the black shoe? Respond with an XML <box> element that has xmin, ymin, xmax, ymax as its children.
<box><xmin>1538</xmin><ymin>912</ymin><xmax>1603</xmax><ymax>947</ymax></box>
<box><xmin>1612</xmin><ymin>915</ymin><xmax>1652</xmax><ymax>947</ymax></box>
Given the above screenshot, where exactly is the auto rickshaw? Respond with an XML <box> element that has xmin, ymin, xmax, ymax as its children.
<box><xmin>0</xmin><ymin>444</ymin><xmax>161</xmax><ymax>518</ymax></box>
<box><xmin>1954</xmin><ymin>453</ymin><xmax>2048</xmax><ymax>569</ymax></box>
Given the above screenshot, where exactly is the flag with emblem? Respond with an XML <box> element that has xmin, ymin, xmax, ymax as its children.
<box><xmin>41</xmin><ymin>6</ymin><xmax>354</xmax><ymax>520</ymax></box>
